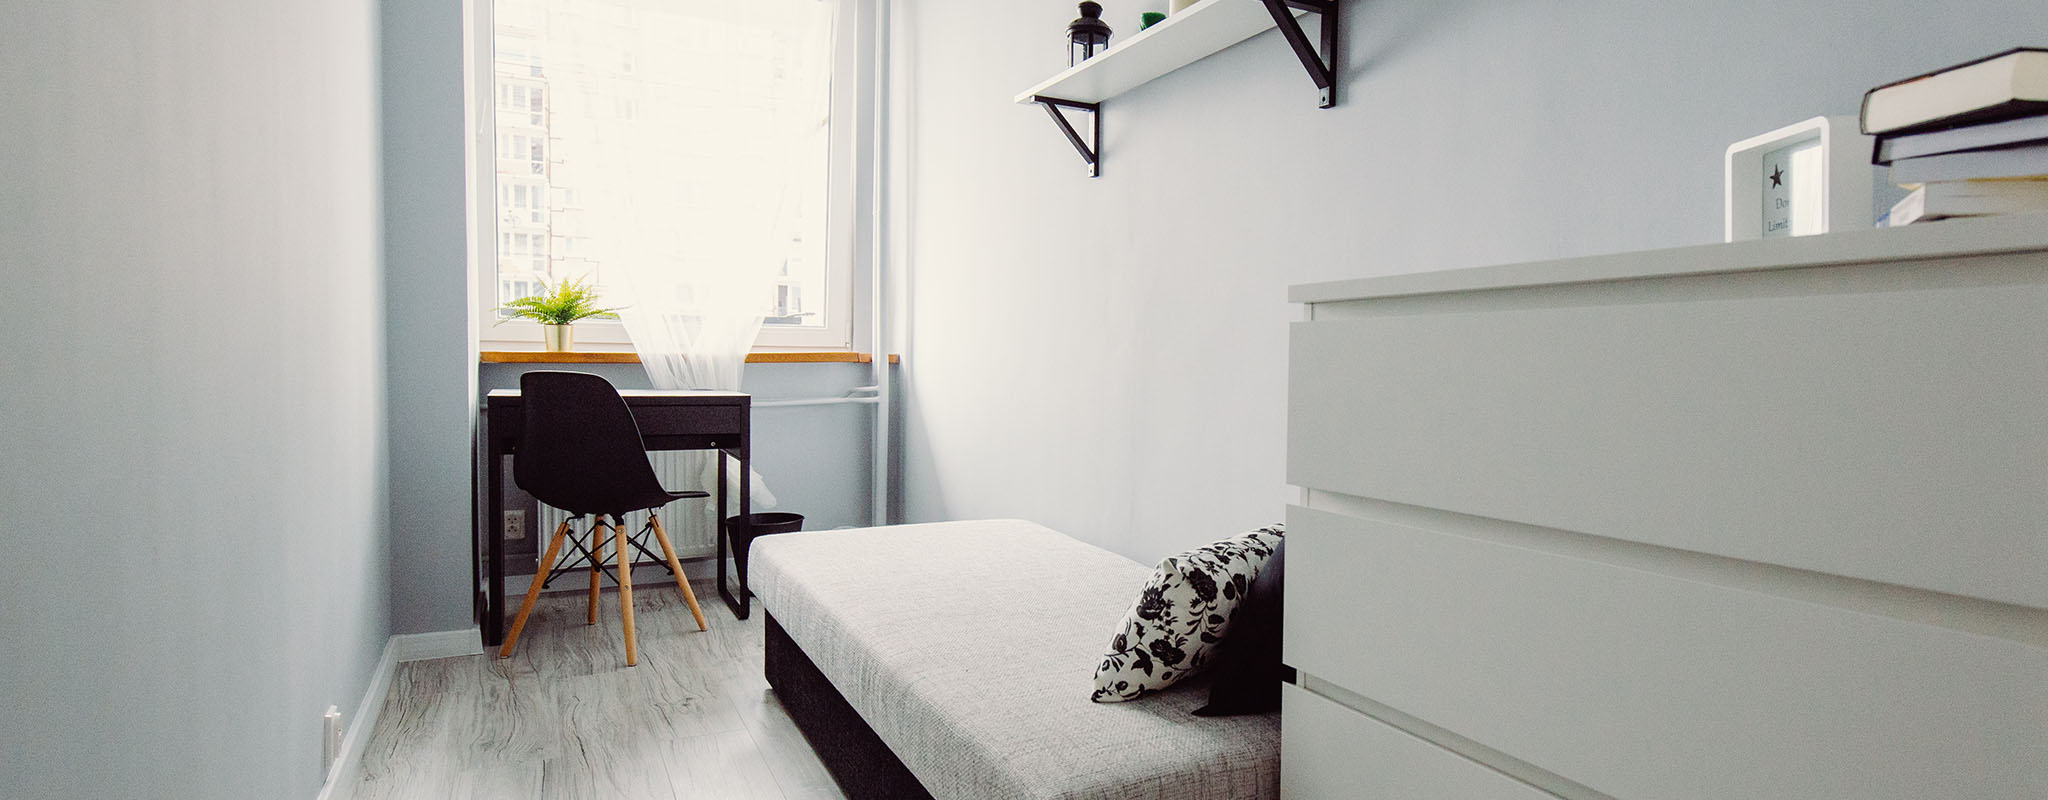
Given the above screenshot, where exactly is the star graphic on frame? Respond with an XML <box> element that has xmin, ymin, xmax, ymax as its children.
<box><xmin>1769</xmin><ymin>165</ymin><xmax>1784</xmax><ymax>188</ymax></box>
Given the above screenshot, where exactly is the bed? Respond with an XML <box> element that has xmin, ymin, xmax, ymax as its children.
<box><xmin>750</xmin><ymin>519</ymin><xmax>1280</xmax><ymax>800</ymax></box>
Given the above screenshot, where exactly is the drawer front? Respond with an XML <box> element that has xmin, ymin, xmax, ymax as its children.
<box><xmin>1283</xmin><ymin>505</ymin><xmax>2048</xmax><ymax>800</ymax></box>
<box><xmin>1283</xmin><ymin>683</ymin><xmax>1557</xmax><ymax>800</ymax></box>
<box><xmin>628</xmin><ymin>404</ymin><xmax>745</xmax><ymax>442</ymax></box>
<box><xmin>1287</xmin><ymin>255</ymin><xmax>2048</xmax><ymax>607</ymax></box>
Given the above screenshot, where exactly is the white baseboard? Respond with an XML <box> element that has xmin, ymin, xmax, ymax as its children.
<box><xmin>393</xmin><ymin>627</ymin><xmax>484</xmax><ymax>662</ymax></box>
<box><xmin>312</xmin><ymin>627</ymin><xmax>482</xmax><ymax>800</ymax></box>
<box><xmin>314</xmin><ymin>637</ymin><xmax>398</xmax><ymax>800</ymax></box>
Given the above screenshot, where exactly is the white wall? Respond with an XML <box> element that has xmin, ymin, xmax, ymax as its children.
<box><xmin>892</xmin><ymin>1</ymin><xmax>2048</xmax><ymax>563</ymax></box>
<box><xmin>0</xmin><ymin>2</ymin><xmax>391</xmax><ymax>797</ymax></box>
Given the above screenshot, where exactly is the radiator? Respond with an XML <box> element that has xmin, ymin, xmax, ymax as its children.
<box><xmin>533</xmin><ymin>451</ymin><xmax>730</xmax><ymax>566</ymax></box>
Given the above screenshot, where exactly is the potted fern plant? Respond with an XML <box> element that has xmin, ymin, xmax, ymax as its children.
<box><xmin>497</xmin><ymin>276</ymin><xmax>623</xmax><ymax>352</ymax></box>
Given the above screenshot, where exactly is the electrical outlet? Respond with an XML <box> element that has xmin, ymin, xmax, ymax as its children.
<box><xmin>322</xmin><ymin>706</ymin><xmax>343</xmax><ymax>774</ymax></box>
<box><xmin>504</xmin><ymin>509</ymin><xmax>527</xmax><ymax>540</ymax></box>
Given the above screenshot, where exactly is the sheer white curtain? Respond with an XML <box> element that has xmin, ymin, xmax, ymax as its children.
<box><xmin>547</xmin><ymin>0</ymin><xmax>841</xmax><ymax>514</ymax></box>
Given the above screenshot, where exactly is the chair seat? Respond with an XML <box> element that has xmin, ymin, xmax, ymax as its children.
<box><xmin>558</xmin><ymin>487</ymin><xmax>711</xmax><ymax>518</ymax></box>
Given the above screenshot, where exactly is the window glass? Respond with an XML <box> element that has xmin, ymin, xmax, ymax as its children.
<box><xmin>487</xmin><ymin>0</ymin><xmax>841</xmax><ymax>340</ymax></box>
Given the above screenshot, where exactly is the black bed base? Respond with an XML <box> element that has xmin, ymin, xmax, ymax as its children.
<box><xmin>764</xmin><ymin>612</ymin><xmax>938</xmax><ymax>800</ymax></box>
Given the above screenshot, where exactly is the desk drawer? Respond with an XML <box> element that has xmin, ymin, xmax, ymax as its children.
<box><xmin>1287</xmin><ymin>256</ymin><xmax>2048</xmax><ymax>608</ymax></box>
<box><xmin>629</xmin><ymin>404</ymin><xmax>744</xmax><ymax>445</ymax></box>
<box><xmin>1284</xmin><ymin>505</ymin><xmax>2048</xmax><ymax>800</ymax></box>
<box><xmin>1282</xmin><ymin>683</ymin><xmax>1555</xmax><ymax>800</ymax></box>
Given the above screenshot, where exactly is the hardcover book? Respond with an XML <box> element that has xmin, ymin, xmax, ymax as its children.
<box><xmin>1888</xmin><ymin>141</ymin><xmax>2048</xmax><ymax>184</ymax></box>
<box><xmin>1861</xmin><ymin>48</ymin><xmax>2048</xmax><ymax>135</ymax></box>
<box><xmin>1885</xmin><ymin>178</ymin><xmax>2048</xmax><ymax>225</ymax></box>
<box><xmin>1874</xmin><ymin>113</ymin><xmax>2048</xmax><ymax>164</ymax></box>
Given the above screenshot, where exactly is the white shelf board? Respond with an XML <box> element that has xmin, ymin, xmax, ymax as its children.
<box><xmin>1013</xmin><ymin>0</ymin><xmax>1305</xmax><ymax>105</ymax></box>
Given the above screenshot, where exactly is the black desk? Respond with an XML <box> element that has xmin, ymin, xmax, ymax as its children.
<box><xmin>479</xmin><ymin>389</ymin><xmax>752</xmax><ymax>646</ymax></box>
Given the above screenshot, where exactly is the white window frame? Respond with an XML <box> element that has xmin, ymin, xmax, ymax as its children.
<box><xmin>469</xmin><ymin>0</ymin><xmax>860</xmax><ymax>352</ymax></box>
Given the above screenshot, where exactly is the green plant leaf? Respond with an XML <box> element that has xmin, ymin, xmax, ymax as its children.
<box><xmin>494</xmin><ymin>276</ymin><xmax>625</xmax><ymax>325</ymax></box>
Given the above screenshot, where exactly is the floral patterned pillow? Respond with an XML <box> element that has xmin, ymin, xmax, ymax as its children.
<box><xmin>1091</xmin><ymin>524</ymin><xmax>1285</xmax><ymax>702</ymax></box>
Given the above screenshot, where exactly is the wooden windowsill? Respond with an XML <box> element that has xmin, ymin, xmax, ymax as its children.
<box><xmin>481</xmin><ymin>350</ymin><xmax>900</xmax><ymax>364</ymax></box>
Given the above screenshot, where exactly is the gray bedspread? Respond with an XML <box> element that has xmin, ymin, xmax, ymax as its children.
<box><xmin>750</xmin><ymin>519</ymin><xmax>1280</xmax><ymax>800</ymax></box>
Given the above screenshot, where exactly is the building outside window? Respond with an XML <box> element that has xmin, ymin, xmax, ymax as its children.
<box><xmin>480</xmin><ymin>0</ymin><xmax>854</xmax><ymax>350</ymax></box>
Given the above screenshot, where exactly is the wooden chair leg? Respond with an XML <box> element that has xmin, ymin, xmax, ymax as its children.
<box><xmin>588</xmin><ymin>518</ymin><xmax>607</xmax><ymax>625</ymax></box>
<box><xmin>500</xmin><ymin>520</ymin><xmax>572</xmax><ymax>659</ymax></box>
<box><xmin>617</xmin><ymin>514</ymin><xmax>638</xmax><ymax>666</ymax></box>
<box><xmin>649</xmin><ymin>514</ymin><xmax>708</xmax><ymax>631</ymax></box>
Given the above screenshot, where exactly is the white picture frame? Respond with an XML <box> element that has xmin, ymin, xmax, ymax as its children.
<box><xmin>1725</xmin><ymin>116</ymin><xmax>1873</xmax><ymax>242</ymax></box>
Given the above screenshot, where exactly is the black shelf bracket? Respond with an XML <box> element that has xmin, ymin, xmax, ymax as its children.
<box><xmin>1033</xmin><ymin>95</ymin><xmax>1101</xmax><ymax>178</ymax></box>
<box><xmin>1262</xmin><ymin>0</ymin><xmax>1339</xmax><ymax>108</ymax></box>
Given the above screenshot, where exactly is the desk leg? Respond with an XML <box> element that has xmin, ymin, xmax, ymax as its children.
<box><xmin>738</xmin><ymin>443</ymin><xmax>751</xmax><ymax>604</ymax></box>
<box><xmin>716</xmin><ymin>450</ymin><xmax>738</xmax><ymax>618</ymax></box>
<box><xmin>486</xmin><ymin>441</ymin><xmax>507</xmax><ymax>648</ymax></box>
<box><xmin>716</xmin><ymin>447</ymin><xmax>756</xmax><ymax>619</ymax></box>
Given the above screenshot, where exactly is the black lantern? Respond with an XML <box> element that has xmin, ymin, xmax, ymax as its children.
<box><xmin>1067</xmin><ymin>2</ymin><xmax>1112</xmax><ymax>66</ymax></box>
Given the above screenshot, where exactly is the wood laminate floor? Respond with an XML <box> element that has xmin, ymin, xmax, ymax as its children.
<box><xmin>351</xmin><ymin>583</ymin><xmax>846</xmax><ymax>800</ymax></box>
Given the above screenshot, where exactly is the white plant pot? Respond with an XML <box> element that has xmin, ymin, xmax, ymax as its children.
<box><xmin>542</xmin><ymin>324</ymin><xmax>573</xmax><ymax>352</ymax></box>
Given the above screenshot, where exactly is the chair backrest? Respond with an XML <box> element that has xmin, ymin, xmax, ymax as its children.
<box><xmin>513</xmin><ymin>371</ymin><xmax>669</xmax><ymax>516</ymax></box>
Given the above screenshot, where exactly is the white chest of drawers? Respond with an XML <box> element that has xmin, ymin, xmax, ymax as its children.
<box><xmin>1283</xmin><ymin>215</ymin><xmax>2048</xmax><ymax>800</ymax></box>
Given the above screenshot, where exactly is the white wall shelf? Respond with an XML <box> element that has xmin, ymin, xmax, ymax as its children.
<box><xmin>1017</xmin><ymin>0</ymin><xmax>1338</xmax><ymax>177</ymax></box>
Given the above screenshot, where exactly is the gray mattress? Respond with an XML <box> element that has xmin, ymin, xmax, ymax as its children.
<box><xmin>750</xmin><ymin>519</ymin><xmax>1281</xmax><ymax>800</ymax></box>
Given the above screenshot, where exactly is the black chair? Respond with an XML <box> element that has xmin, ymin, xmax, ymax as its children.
<box><xmin>498</xmin><ymin>371</ymin><xmax>711</xmax><ymax>666</ymax></box>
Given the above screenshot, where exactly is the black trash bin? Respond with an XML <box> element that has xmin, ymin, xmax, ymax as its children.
<box><xmin>721</xmin><ymin>512</ymin><xmax>804</xmax><ymax>618</ymax></box>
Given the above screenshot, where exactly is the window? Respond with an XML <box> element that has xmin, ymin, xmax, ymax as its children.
<box><xmin>473</xmin><ymin>0</ymin><xmax>858</xmax><ymax>351</ymax></box>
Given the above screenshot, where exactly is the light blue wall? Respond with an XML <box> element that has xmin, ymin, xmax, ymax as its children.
<box><xmin>384</xmin><ymin>0</ymin><xmax>481</xmax><ymax>635</ymax></box>
<box><xmin>1</xmin><ymin>1</ymin><xmax>392</xmax><ymax>797</ymax></box>
<box><xmin>892</xmin><ymin>1</ymin><xmax>2048</xmax><ymax>563</ymax></box>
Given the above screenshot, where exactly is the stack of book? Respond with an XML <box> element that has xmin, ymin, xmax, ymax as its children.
<box><xmin>1864</xmin><ymin>47</ymin><xmax>2048</xmax><ymax>226</ymax></box>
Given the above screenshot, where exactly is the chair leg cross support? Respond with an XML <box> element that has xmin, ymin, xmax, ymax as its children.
<box><xmin>541</xmin><ymin>519</ymin><xmax>623</xmax><ymax>590</ymax></box>
<box><xmin>1034</xmin><ymin>95</ymin><xmax>1101</xmax><ymax>177</ymax></box>
<box><xmin>1261</xmin><ymin>0</ymin><xmax>1340</xmax><ymax>108</ymax></box>
<box><xmin>540</xmin><ymin>516</ymin><xmax>675</xmax><ymax>591</ymax></box>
